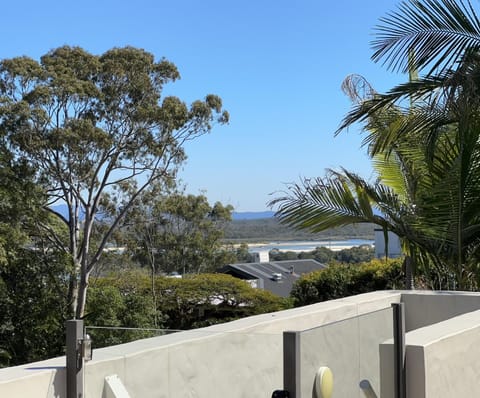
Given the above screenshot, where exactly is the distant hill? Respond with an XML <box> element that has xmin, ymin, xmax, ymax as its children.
<box><xmin>49</xmin><ymin>204</ymin><xmax>372</xmax><ymax>241</ymax></box>
<box><xmin>232</xmin><ymin>211</ymin><xmax>275</xmax><ymax>220</ymax></box>
<box><xmin>225</xmin><ymin>217</ymin><xmax>374</xmax><ymax>241</ymax></box>
<box><xmin>50</xmin><ymin>206</ymin><xmax>275</xmax><ymax>222</ymax></box>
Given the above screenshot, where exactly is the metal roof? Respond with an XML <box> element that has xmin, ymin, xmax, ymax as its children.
<box><xmin>221</xmin><ymin>259</ymin><xmax>326</xmax><ymax>297</ymax></box>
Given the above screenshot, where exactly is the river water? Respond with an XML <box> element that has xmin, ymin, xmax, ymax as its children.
<box><xmin>248</xmin><ymin>239</ymin><xmax>374</xmax><ymax>253</ymax></box>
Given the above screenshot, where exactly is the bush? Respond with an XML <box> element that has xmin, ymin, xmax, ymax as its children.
<box><xmin>334</xmin><ymin>245</ymin><xmax>374</xmax><ymax>263</ymax></box>
<box><xmin>154</xmin><ymin>273</ymin><xmax>290</xmax><ymax>329</ymax></box>
<box><xmin>0</xmin><ymin>249</ymin><xmax>70</xmax><ymax>366</ymax></box>
<box><xmin>86</xmin><ymin>271</ymin><xmax>290</xmax><ymax>346</ymax></box>
<box><xmin>86</xmin><ymin>273</ymin><xmax>159</xmax><ymax>347</ymax></box>
<box><xmin>290</xmin><ymin>258</ymin><xmax>403</xmax><ymax>307</ymax></box>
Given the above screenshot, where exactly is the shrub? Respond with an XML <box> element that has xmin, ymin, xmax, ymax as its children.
<box><xmin>290</xmin><ymin>258</ymin><xmax>403</xmax><ymax>307</ymax></box>
<box><xmin>86</xmin><ymin>271</ymin><xmax>290</xmax><ymax>346</ymax></box>
<box><xmin>154</xmin><ymin>273</ymin><xmax>290</xmax><ymax>329</ymax></box>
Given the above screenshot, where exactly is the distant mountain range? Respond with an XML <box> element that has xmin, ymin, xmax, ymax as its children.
<box><xmin>50</xmin><ymin>204</ymin><xmax>275</xmax><ymax>221</ymax></box>
<box><xmin>232</xmin><ymin>211</ymin><xmax>275</xmax><ymax>220</ymax></box>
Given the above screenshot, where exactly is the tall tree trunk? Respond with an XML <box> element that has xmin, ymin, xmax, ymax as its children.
<box><xmin>68</xmin><ymin>272</ymin><xmax>79</xmax><ymax>317</ymax></box>
<box><xmin>149</xmin><ymin>247</ymin><xmax>158</xmax><ymax>327</ymax></box>
<box><xmin>75</xmin><ymin>270</ymin><xmax>89</xmax><ymax>319</ymax></box>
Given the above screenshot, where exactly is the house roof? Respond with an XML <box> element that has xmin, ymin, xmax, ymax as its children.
<box><xmin>221</xmin><ymin>259</ymin><xmax>326</xmax><ymax>298</ymax></box>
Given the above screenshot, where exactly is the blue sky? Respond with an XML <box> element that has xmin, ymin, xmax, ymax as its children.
<box><xmin>2</xmin><ymin>0</ymin><xmax>407</xmax><ymax>211</ymax></box>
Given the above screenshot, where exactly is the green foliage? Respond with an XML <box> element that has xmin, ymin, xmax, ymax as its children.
<box><xmin>155</xmin><ymin>274</ymin><xmax>289</xmax><ymax>329</ymax></box>
<box><xmin>0</xmin><ymin>248</ymin><xmax>70</xmax><ymax>366</ymax></box>
<box><xmin>233</xmin><ymin>243</ymin><xmax>254</xmax><ymax>263</ymax></box>
<box><xmin>126</xmin><ymin>193</ymin><xmax>235</xmax><ymax>274</ymax></box>
<box><xmin>290</xmin><ymin>259</ymin><xmax>403</xmax><ymax>307</ymax></box>
<box><xmin>0</xmin><ymin>151</ymin><xmax>47</xmax><ymax>265</ymax></box>
<box><xmin>334</xmin><ymin>245</ymin><xmax>375</xmax><ymax>263</ymax></box>
<box><xmin>225</xmin><ymin>218</ymin><xmax>374</xmax><ymax>241</ymax></box>
<box><xmin>268</xmin><ymin>245</ymin><xmax>374</xmax><ymax>264</ymax></box>
<box><xmin>0</xmin><ymin>46</ymin><xmax>228</xmax><ymax>318</ymax></box>
<box><xmin>0</xmin><ymin>143</ymin><xmax>71</xmax><ymax>367</ymax></box>
<box><xmin>269</xmin><ymin>250</ymin><xmax>299</xmax><ymax>261</ymax></box>
<box><xmin>86</xmin><ymin>281</ymin><xmax>157</xmax><ymax>348</ymax></box>
<box><xmin>370</xmin><ymin>0</ymin><xmax>480</xmax><ymax>75</ymax></box>
<box><xmin>86</xmin><ymin>272</ymin><xmax>289</xmax><ymax>347</ymax></box>
<box><xmin>308</xmin><ymin>247</ymin><xmax>336</xmax><ymax>263</ymax></box>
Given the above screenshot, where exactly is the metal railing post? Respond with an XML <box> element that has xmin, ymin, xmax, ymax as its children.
<box><xmin>392</xmin><ymin>303</ymin><xmax>406</xmax><ymax>398</ymax></box>
<box><xmin>66</xmin><ymin>319</ymin><xmax>84</xmax><ymax>398</ymax></box>
<box><xmin>283</xmin><ymin>331</ymin><xmax>301</xmax><ymax>398</ymax></box>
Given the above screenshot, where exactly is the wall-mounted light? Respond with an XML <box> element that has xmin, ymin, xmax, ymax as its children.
<box><xmin>80</xmin><ymin>333</ymin><xmax>93</xmax><ymax>362</ymax></box>
<box><xmin>315</xmin><ymin>366</ymin><xmax>333</xmax><ymax>398</ymax></box>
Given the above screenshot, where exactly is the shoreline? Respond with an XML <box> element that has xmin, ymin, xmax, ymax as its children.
<box><xmin>230</xmin><ymin>239</ymin><xmax>374</xmax><ymax>253</ymax></box>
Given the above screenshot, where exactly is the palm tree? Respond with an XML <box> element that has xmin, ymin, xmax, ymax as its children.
<box><xmin>371</xmin><ymin>0</ymin><xmax>480</xmax><ymax>76</ymax></box>
<box><xmin>270</xmin><ymin>74</ymin><xmax>453</xmax><ymax>288</ymax></box>
<box><xmin>272</xmin><ymin>0</ymin><xmax>480</xmax><ymax>289</ymax></box>
<box><xmin>344</xmin><ymin>0</ymin><xmax>480</xmax><ymax>288</ymax></box>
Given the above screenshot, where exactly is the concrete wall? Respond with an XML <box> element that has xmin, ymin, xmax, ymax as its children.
<box><xmin>381</xmin><ymin>291</ymin><xmax>480</xmax><ymax>398</ymax></box>
<box><xmin>417</xmin><ymin>310</ymin><xmax>480</xmax><ymax>398</ymax></box>
<box><xmin>381</xmin><ymin>308</ymin><xmax>480</xmax><ymax>398</ymax></box>
<box><xmin>299</xmin><ymin>307</ymin><xmax>393</xmax><ymax>398</ymax></box>
<box><xmin>85</xmin><ymin>330</ymin><xmax>281</xmax><ymax>398</ymax></box>
<box><xmin>0</xmin><ymin>291</ymin><xmax>400</xmax><ymax>398</ymax></box>
<box><xmin>5</xmin><ymin>290</ymin><xmax>480</xmax><ymax>398</ymax></box>
<box><xmin>401</xmin><ymin>290</ymin><xmax>480</xmax><ymax>331</ymax></box>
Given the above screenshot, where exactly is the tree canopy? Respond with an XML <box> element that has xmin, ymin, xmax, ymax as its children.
<box><xmin>0</xmin><ymin>46</ymin><xmax>229</xmax><ymax>317</ymax></box>
<box><xmin>126</xmin><ymin>192</ymin><xmax>235</xmax><ymax>275</ymax></box>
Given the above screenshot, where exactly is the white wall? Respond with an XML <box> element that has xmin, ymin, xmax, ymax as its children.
<box><xmin>374</xmin><ymin>229</ymin><xmax>402</xmax><ymax>259</ymax></box>
<box><xmin>401</xmin><ymin>290</ymin><xmax>480</xmax><ymax>331</ymax></box>
<box><xmin>299</xmin><ymin>306</ymin><xmax>393</xmax><ymax>397</ymax></box>
<box><xmin>252</xmin><ymin>250</ymin><xmax>270</xmax><ymax>263</ymax></box>
<box><xmin>5</xmin><ymin>290</ymin><xmax>480</xmax><ymax>398</ymax></box>
<box><xmin>0</xmin><ymin>291</ymin><xmax>400</xmax><ymax>398</ymax></box>
<box><xmin>381</xmin><ymin>308</ymin><xmax>480</xmax><ymax>398</ymax></box>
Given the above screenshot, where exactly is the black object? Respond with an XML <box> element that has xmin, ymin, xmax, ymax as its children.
<box><xmin>271</xmin><ymin>390</ymin><xmax>290</xmax><ymax>398</ymax></box>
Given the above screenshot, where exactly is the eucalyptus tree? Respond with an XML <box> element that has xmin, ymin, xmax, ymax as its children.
<box><xmin>122</xmin><ymin>190</ymin><xmax>234</xmax><ymax>324</ymax></box>
<box><xmin>127</xmin><ymin>192</ymin><xmax>235</xmax><ymax>276</ymax></box>
<box><xmin>0</xmin><ymin>46</ymin><xmax>229</xmax><ymax>318</ymax></box>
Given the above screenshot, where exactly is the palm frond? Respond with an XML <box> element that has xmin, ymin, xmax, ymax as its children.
<box><xmin>372</xmin><ymin>0</ymin><xmax>480</xmax><ymax>74</ymax></box>
<box><xmin>337</xmin><ymin>75</ymin><xmax>447</xmax><ymax>135</ymax></box>
<box><xmin>269</xmin><ymin>171</ymin><xmax>394</xmax><ymax>233</ymax></box>
<box><xmin>373</xmin><ymin>152</ymin><xmax>409</xmax><ymax>201</ymax></box>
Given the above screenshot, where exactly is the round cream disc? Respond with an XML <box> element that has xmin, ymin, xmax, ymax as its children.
<box><xmin>315</xmin><ymin>366</ymin><xmax>333</xmax><ymax>398</ymax></box>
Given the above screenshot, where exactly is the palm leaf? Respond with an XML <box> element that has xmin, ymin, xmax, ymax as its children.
<box><xmin>270</xmin><ymin>170</ymin><xmax>395</xmax><ymax>233</ymax></box>
<box><xmin>372</xmin><ymin>0</ymin><xmax>480</xmax><ymax>75</ymax></box>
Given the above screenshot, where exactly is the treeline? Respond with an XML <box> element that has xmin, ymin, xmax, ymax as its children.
<box><xmin>224</xmin><ymin>218</ymin><xmax>374</xmax><ymax>241</ymax></box>
<box><xmin>235</xmin><ymin>243</ymin><xmax>375</xmax><ymax>264</ymax></box>
<box><xmin>270</xmin><ymin>245</ymin><xmax>375</xmax><ymax>264</ymax></box>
